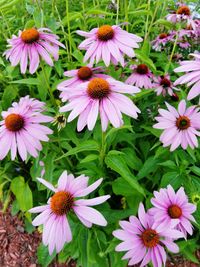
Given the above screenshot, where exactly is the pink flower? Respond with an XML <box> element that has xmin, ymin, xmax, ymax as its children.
<box><xmin>29</xmin><ymin>171</ymin><xmax>110</xmax><ymax>254</ymax></box>
<box><xmin>153</xmin><ymin>100</ymin><xmax>200</xmax><ymax>151</ymax></box>
<box><xmin>125</xmin><ymin>64</ymin><xmax>154</xmax><ymax>89</ymax></box>
<box><xmin>174</xmin><ymin>53</ymin><xmax>200</xmax><ymax>100</ymax></box>
<box><xmin>113</xmin><ymin>203</ymin><xmax>184</xmax><ymax>267</ymax></box>
<box><xmin>4</xmin><ymin>27</ymin><xmax>65</xmax><ymax>74</ymax></box>
<box><xmin>59</xmin><ymin>77</ymin><xmax>141</xmax><ymax>132</ymax></box>
<box><xmin>166</xmin><ymin>5</ymin><xmax>191</xmax><ymax>23</ymax></box>
<box><xmin>57</xmin><ymin>65</ymin><xmax>108</xmax><ymax>102</ymax></box>
<box><xmin>149</xmin><ymin>185</ymin><xmax>196</xmax><ymax>238</ymax></box>
<box><xmin>0</xmin><ymin>96</ymin><xmax>53</xmax><ymax>160</ymax></box>
<box><xmin>77</xmin><ymin>25</ymin><xmax>142</xmax><ymax>67</ymax></box>
<box><xmin>177</xmin><ymin>40</ymin><xmax>191</xmax><ymax>49</ymax></box>
<box><xmin>151</xmin><ymin>32</ymin><xmax>174</xmax><ymax>51</ymax></box>
<box><xmin>154</xmin><ymin>74</ymin><xmax>179</xmax><ymax>96</ymax></box>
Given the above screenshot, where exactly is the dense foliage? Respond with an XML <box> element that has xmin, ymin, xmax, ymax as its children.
<box><xmin>0</xmin><ymin>0</ymin><xmax>200</xmax><ymax>266</ymax></box>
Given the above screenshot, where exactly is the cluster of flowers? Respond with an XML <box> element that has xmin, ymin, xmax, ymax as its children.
<box><xmin>113</xmin><ymin>185</ymin><xmax>196</xmax><ymax>266</ymax></box>
<box><xmin>30</xmin><ymin>172</ymin><xmax>196</xmax><ymax>267</ymax></box>
<box><xmin>152</xmin><ymin>4</ymin><xmax>200</xmax><ymax>51</ymax></box>
<box><xmin>1</xmin><ymin>20</ymin><xmax>200</xmax><ymax>156</ymax></box>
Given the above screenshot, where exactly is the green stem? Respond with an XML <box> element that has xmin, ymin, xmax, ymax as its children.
<box><xmin>145</xmin><ymin>0</ymin><xmax>160</xmax><ymax>40</ymax></box>
<box><xmin>124</xmin><ymin>0</ymin><xmax>129</xmax><ymax>31</ymax></box>
<box><xmin>165</xmin><ymin>33</ymin><xmax>178</xmax><ymax>75</ymax></box>
<box><xmin>41</xmin><ymin>62</ymin><xmax>57</xmax><ymax>107</ymax></box>
<box><xmin>116</xmin><ymin>0</ymin><xmax>120</xmax><ymax>24</ymax></box>
<box><xmin>99</xmin><ymin>131</ymin><xmax>106</xmax><ymax>167</ymax></box>
<box><xmin>144</xmin><ymin>0</ymin><xmax>151</xmax><ymax>40</ymax></box>
<box><xmin>54</xmin><ymin>4</ymin><xmax>70</xmax><ymax>59</ymax></box>
<box><xmin>66</xmin><ymin>0</ymin><xmax>72</xmax><ymax>61</ymax></box>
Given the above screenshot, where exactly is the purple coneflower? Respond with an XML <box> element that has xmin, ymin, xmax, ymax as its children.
<box><xmin>4</xmin><ymin>27</ymin><xmax>65</xmax><ymax>74</ymax></box>
<box><xmin>152</xmin><ymin>32</ymin><xmax>174</xmax><ymax>51</ymax></box>
<box><xmin>29</xmin><ymin>171</ymin><xmax>110</xmax><ymax>254</ymax></box>
<box><xmin>177</xmin><ymin>39</ymin><xmax>191</xmax><ymax>49</ymax></box>
<box><xmin>149</xmin><ymin>185</ymin><xmax>196</xmax><ymax>238</ymax></box>
<box><xmin>0</xmin><ymin>96</ymin><xmax>53</xmax><ymax>160</ymax></box>
<box><xmin>125</xmin><ymin>64</ymin><xmax>154</xmax><ymax>89</ymax></box>
<box><xmin>77</xmin><ymin>25</ymin><xmax>143</xmax><ymax>67</ymax></box>
<box><xmin>174</xmin><ymin>53</ymin><xmax>200</xmax><ymax>100</ymax></box>
<box><xmin>154</xmin><ymin>74</ymin><xmax>179</xmax><ymax>96</ymax></box>
<box><xmin>59</xmin><ymin>77</ymin><xmax>141</xmax><ymax>131</ymax></box>
<box><xmin>166</xmin><ymin>5</ymin><xmax>191</xmax><ymax>23</ymax></box>
<box><xmin>153</xmin><ymin>100</ymin><xmax>200</xmax><ymax>151</ymax></box>
<box><xmin>113</xmin><ymin>203</ymin><xmax>183</xmax><ymax>266</ymax></box>
<box><xmin>57</xmin><ymin>65</ymin><xmax>108</xmax><ymax>102</ymax></box>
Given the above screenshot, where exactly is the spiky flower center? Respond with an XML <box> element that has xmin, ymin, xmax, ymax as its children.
<box><xmin>136</xmin><ymin>64</ymin><xmax>149</xmax><ymax>74</ymax></box>
<box><xmin>21</xmin><ymin>28</ymin><xmax>40</xmax><ymax>43</ymax></box>
<box><xmin>160</xmin><ymin>77</ymin><xmax>171</xmax><ymax>88</ymax></box>
<box><xmin>87</xmin><ymin>78</ymin><xmax>110</xmax><ymax>99</ymax></box>
<box><xmin>159</xmin><ymin>33</ymin><xmax>168</xmax><ymax>39</ymax></box>
<box><xmin>177</xmin><ymin>6</ymin><xmax>190</xmax><ymax>16</ymax></box>
<box><xmin>141</xmin><ymin>229</ymin><xmax>159</xmax><ymax>248</ymax></box>
<box><xmin>57</xmin><ymin>115</ymin><xmax>66</xmax><ymax>123</ymax></box>
<box><xmin>97</xmin><ymin>25</ymin><xmax>114</xmax><ymax>41</ymax></box>
<box><xmin>77</xmin><ymin>66</ymin><xmax>93</xmax><ymax>80</ymax></box>
<box><xmin>50</xmin><ymin>191</ymin><xmax>74</xmax><ymax>216</ymax></box>
<box><xmin>5</xmin><ymin>114</ymin><xmax>25</xmax><ymax>132</ymax></box>
<box><xmin>176</xmin><ymin>116</ymin><xmax>191</xmax><ymax>130</ymax></box>
<box><xmin>168</xmin><ymin>204</ymin><xmax>182</xmax><ymax>218</ymax></box>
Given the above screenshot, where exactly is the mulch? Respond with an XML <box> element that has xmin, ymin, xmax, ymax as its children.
<box><xmin>0</xmin><ymin>207</ymin><xmax>199</xmax><ymax>267</ymax></box>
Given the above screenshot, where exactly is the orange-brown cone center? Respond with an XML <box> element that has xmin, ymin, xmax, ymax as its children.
<box><xmin>141</xmin><ymin>229</ymin><xmax>159</xmax><ymax>248</ymax></box>
<box><xmin>160</xmin><ymin>77</ymin><xmax>171</xmax><ymax>88</ymax></box>
<box><xmin>176</xmin><ymin>116</ymin><xmax>191</xmax><ymax>130</ymax></box>
<box><xmin>97</xmin><ymin>25</ymin><xmax>114</xmax><ymax>41</ymax></box>
<box><xmin>21</xmin><ymin>28</ymin><xmax>40</xmax><ymax>43</ymax></box>
<box><xmin>168</xmin><ymin>204</ymin><xmax>182</xmax><ymax>218</ymax></box>
<box><xmin>136</xmin><ymin>64</ymin><xmax>149</xmax><ymax>74</ymax></box>
<box><xmin>77</xmin><ymin>66</ymin><xmax>93</xmax><ymax>80</ymax></box>
<box><xmin>177</xmin><ymin>6</ymin><xmax>190</xmax><ymax>16</ymax></box>
<box><xmin>50</xmin><ymin>191</ymin><xmax>74</xmax><ymax>216</ymax></box>
<box><xmin>87</xmin><ymin>78</ymin><xmax>110</xmax><ymax>99</ymax></box>
<box><xmin>5</xmin><ymin>114</ymin><xmax>25</xmax><ymax>132</ymax></box>
<box><xmin>159</xmin><ymin>33</ymin><xmax>168</xmax><ymax>39</ymax></box>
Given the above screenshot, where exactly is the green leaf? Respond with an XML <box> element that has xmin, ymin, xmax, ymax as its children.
<box><xmin>141</xmin><ymin>126</ymin><xmax>161</xmax><ymax>137</ymax></box>
<box><xmin>137</xmin><ymin>156</ymin><xmax>160</xmax><ymax>179</ymax></box>
<box><xmin>80</xmin><ymin>154</ymin><xmax>99</xmax><ymax>164</ymax></box>
<box><xmin>190</xmin><ymin>166</ymin><xmax>200</xmax><ymax>177</ymax></box>
<box><xmin>128</xmin><ymin>10</ymin><xmax>152</xmax><ymax>16</ymax></box>
<box><xmin>160</xmin><ymin>172</ymin><xmax>182</xmax><ymax>189</ymax></box>
<box><xmin>2</xmin><ymin>85</ymin><xmax>18</xmax><ymax>109</ymax></box>
<box><xmin>158</xmin><ymin>160</ymin><xmax>177</xmax><ymax>169</ymax></box>
<box><xmin>10</xmin><ymin>78</ymin><xmax>39</xmax><ymax>85</ymax></box>
<box><xmin>86</xmin><ymin>9</ymin><xmax>113</xmax><ymax>15</ymax></box>
<box><xmin>55</xmin><ymin>140</ymin><xmax>100</xmax><ymax>161</ymax></box>
<box><xmin>37</xmin><ymin>243</ymin><xmax>56</xmax><ymax>267</ymax></box>
<box><xmin>112</xmin><ymin>177</ymin><xmax>135</xmax><ymax>196</ymax></box>
<box><xmin>105</xmin><ymin>151</ymin><xmax>145</xmax><ymax>196</ymax></box>
<box><xmin>178</xmin><ymin>239</ymin><xmax>200</xmax><ymax>264</ymax></box>
<box><xmin>11</xmin><ymin>176</ymin><xmax>33</xmax><ymax>212</ymax></box>
<box><xmin>154</xmin><ymin>19</ymin><xmax>173</xmax><ymax>29</ymax></box>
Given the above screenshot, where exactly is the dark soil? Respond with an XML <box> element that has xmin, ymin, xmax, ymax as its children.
<box><xmin>0</xmin><ymin>207</ymin><xmax>199</xmax><ymax>267</ymax></box>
